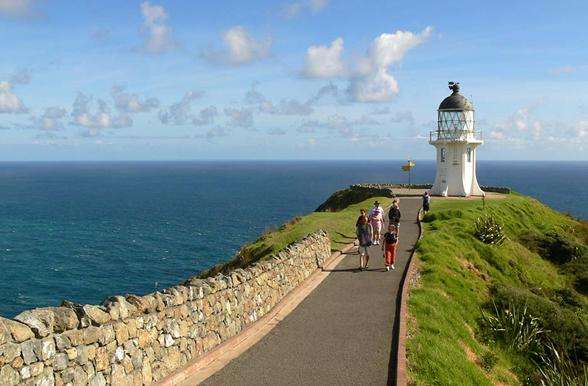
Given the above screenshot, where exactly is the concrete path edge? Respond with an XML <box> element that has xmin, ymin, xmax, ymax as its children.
<box><xmin>394</xmin><ymin>208</ymin><xmax>423</xmax><ymax>386</ymax></box>
<box><xmin>155</xmin><ymin>241</ymin><xmax>358</xmax><ymax>386</ymax></box>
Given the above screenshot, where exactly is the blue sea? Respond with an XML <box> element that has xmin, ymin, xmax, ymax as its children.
<box><xmin>0</xmin><ymin>160</ymin><xmax>586</xmax><ymax>318</ymax></box>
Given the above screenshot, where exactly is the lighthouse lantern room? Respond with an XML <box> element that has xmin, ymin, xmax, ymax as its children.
<box><xmin>429</xmin><ymin>82</ymin><xmax>485</xmax><ymax>197</ymax></box>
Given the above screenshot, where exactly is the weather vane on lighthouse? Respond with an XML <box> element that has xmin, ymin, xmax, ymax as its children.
<box><xmin>429</xmin><ymin>82</ymin><xmax>485</xmax><ymax>197</ymax></box>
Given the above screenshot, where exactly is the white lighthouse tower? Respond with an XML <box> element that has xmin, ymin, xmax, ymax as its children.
<box><xmin>429</xmin><ymin>82</ymin><xmax>484</xmax><ymax>197</ymax></box>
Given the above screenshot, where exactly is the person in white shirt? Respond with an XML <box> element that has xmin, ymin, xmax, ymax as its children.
<box><xmin>369</xmin><ymin>201</ymin><xmax>384</xmax><ymax>245</ymax></box>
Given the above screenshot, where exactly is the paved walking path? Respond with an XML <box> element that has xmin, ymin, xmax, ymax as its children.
<box><xmin>199</xmin><ymin>197</ymin><xmax>421</xmax><ymax>385</ymax></box>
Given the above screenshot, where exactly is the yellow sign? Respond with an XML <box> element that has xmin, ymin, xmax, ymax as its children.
<box><xmin>401</xmin><ymin>160</ymin><xmax>415</xmax><ymax>171</ymax></box>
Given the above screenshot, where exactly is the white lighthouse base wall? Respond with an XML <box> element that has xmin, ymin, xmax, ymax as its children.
<box><xmin>430</xmin><ymin>142</ymin><xmax>485</xmax><ymax>197</ymax></box>
<box><xmin>469</xmin><ymin>149</ymin><xmax>485</xmax><ymax>196</ymax></box>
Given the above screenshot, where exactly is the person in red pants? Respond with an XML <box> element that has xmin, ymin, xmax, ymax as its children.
<box><xmin>382</xmin><ymin>224</ymin><xmax>398</xmax><ymax>271</ymax></box>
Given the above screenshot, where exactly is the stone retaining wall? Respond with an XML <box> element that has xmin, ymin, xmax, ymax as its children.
<box><xmin>0</xmin><ymin>231</ymin><xmax>332</xmax><ymax>386</ymax></box>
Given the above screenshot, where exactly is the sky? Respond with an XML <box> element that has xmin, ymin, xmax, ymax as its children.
<box><xmin>0</xmin><ymin>0</ymin><xmax>587</xmax><ymax>161</ymax></box>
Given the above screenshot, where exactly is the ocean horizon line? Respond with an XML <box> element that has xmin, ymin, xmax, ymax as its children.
<box><xmin>0</xmin><ymin>159</ymin><xmax>586</xmax><ymax>163</ymax></box>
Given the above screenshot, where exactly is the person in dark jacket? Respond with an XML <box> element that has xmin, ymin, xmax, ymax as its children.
<box><xmin>422</xmin><ymin>191</ymin><xmax>431</xmax><ymax>213</ymax></box>
<box><xmin>388</xmin><ymin>199</ymin><xmax>401</xmax><ymax>233</ymax></box>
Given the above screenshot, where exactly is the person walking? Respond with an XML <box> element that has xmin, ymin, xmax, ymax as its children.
<box><xmin>369</xmin><ymin>201</ymin><xmax>384</xmax><ymax>245</ymax></box>
<box><xmin>382</xmin><ymin>224</ymin><xmax>398</xmax><ymax>271</ymax></box>
<box><xmin>422</xmin><ymin>191</ymin><xmax>431</xmax><ymax>213</ymax></box>
<box><xmin>356</xmin><ymin>209</ymin><xmax>373</xmax><ymax>270</ymax></box>
<box><xmin>388</xmin><ymin>199</ymin><xmax>401</xmax><ymax>233</ymax></box>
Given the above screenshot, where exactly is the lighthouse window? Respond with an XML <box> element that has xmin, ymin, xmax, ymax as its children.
<box><xmin>467</xmin><ymin>147</ymin><xmax>472</xmax><ymax>162</ymax></box>
<box><xmin>440</xmin><ymin>148</ymin><xmax>446</xmax><ymax>162</ymax></box>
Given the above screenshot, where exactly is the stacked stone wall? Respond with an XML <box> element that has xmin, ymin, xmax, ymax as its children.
<box><xmin>0</xmin><ymin>231</ymin><xmax>331</xmax><ymax>385</ymax></box>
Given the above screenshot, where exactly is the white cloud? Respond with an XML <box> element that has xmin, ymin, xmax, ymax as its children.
<box><xmin>205</xmin><ymin>26</ymin><xmax>271</xmax><ymax>65</ymax></box>
<box><xmin>297</xmin><ymin>120</ymin><xmax>320</xmax><ymax>133</ymax></box>
<box><xmin>268</xmin><ymin>128</ymin><xmax>287</xmax><ymax>135</ymax></box>
<box><xmin>0</xmin><ymin>81</ymin><xmax>27</xmax><ymax>113</ymax></box>
<box><xmin>244</xmin><ymin>85</ymin><xmax>313</xmax><ymax>115</ymax></box>
<box><xmin>504</xmin><ymin>107</ymin><xmax>543</xmax><ymax>139</ymax></box>
<box><xmin>192</xmin><ymin>106</ymin><xmax>218</xmax><ymax>126</ymax></box>
<box><xmin>158</xmin><ymin>91</ymin><xmax>203</xmax><ymax>125</ymax></box>
<box><xmin>35</xmin><ymin>106</ymin><xmax>67</xmax><ymax>131</ymax></box>
<box><xmin>371</xmin><ymin>107</ymin><xmax>390</xmax><ymax>115</ymax></box>
<box><xmin>205</xmin><ymin>126</ymin><xmax>229</xmax><ymax>140</ymax></box>
<box><xmin>298</xmin><ymin>113</ymin><xmax>380</xmax><ymax>141</ymax></box>
<box><xmin>489</xmin><ymin>130</ymin><xmax>506</xmax><ymax>140</ymax></box>
<box><xmin>89</xmin><ymin>27</ymin><xmax>112</xmax><ymax>43</ymax></box>
<box><xmin>300</xmin><ymin>27</ymin><xmax>432</xmax><ymax>103</ymax></box>
<box><xmin>349</xmin><ymin>68</ymin><xmax>399</xmax><ymax>103</ymax></box>
<box><xmin>224</xmin><ymin>107</ymin><xmax>253</xmax><ymax>128</ymax></box>
<box><xmin>283</xmin><ymin>0</ymin><xmax>329</xmax><ymax>18</ymax></box>
<box><xmin>575</xmin><ymin>121</ymin><xmax>588</xmax><ymax>139</ymax></box>
<box><xmin>349</xmin><ymin>27</ymin><xmax>432</xmax><ymax>102</ymax></box>
<box><xmin>307</xmin><ymin>82</ymin><xmax>341</xmax><ymax>104</ymax></box>
<box><xmin>111</xmin><ymin>86</ymin><xmax>159</xmax><ymax>113</ymax></box>
<box><xmin>273</xmin><ymin>99</ymin><xmax>313</xmax><ymax>115</ymax></box>
<box><xmin>551</xmin><ymin>65</ymin><xmax>576</xmax><ymax>75</ymax></box>
<box><xmin>10</xmin><ymin>68</ymin><xmax>31</xmax><ymax>85</ymax></box>
<box><xmin>390</xmin><ymin>110</ymin><xmax>415</xmax><ymax>125</ymax></box>
<box><xmin>140</xmin><ymin>1</ymin><xmax>175</xmax><ymax>54</ymax></box>
<box><xmin>70</xmin><ymin>93</ymin><xmax>132</xmax><ymax>136</ymax></box>
<box><xmin>0</xmin><ymin>0</ymin><xmax>35</xmax><ymax>18</ymax></box>
<box><xmin>303</xmin><ymin>37</ymin><xmax>345</xmax><ymax>78</ymax></box>
<box><xmin>489</xmin><ymin>105</ymin><xmax>588</xmax><ymax>146</ymax></box>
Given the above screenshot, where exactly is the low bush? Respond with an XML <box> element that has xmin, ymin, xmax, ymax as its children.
<box><xmin>563</xmin><ymin>254</ymin><xmax>588</xmax><ymax>295</ymax></box>
<box><xmin>474</xmin><ymin>215</ymin><xmax>506</xmax><ymax>245</ymax></box>
<box><xmin>489</xmin><ymin>285</ymin><xmax>588</xmax><ymax>363</ymax></box>
<box><xmin>482</xmin><ymin>300</ymin><xmax>544</xmax><ymax>352</ymax></box>
<box><xmin>533</xmin><ymin>341</ymin><xmax>588</xmax><ymax>386</ymax></box>
<box><xmin>482</xmin><ymin>293</ymin><xmax>588</xmax><ymax>385</ymax></box>
<box><xmin>520</xmin><ymin>230</ymin><xmax>586</xmax><ymax>265</ymax></box>
<box><xmin>480</xmin><ymin>351</ymin><xmax>498</xmax><ymax>372</ymax></box>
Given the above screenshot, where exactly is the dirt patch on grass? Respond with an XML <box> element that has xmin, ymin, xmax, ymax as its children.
<box><xmin>459</xmin><ymin>258</ymin><xmax>488</xmax><ymax>281</ymax></box>
<box><xmin>461</xmin><ymin>341</ymin><xmax>480</xmax><ymax>365</ymax></box>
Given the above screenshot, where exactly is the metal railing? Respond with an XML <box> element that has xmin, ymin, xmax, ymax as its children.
<box><xmin>429</xmin><ymin>130</ymin><xmax>483</xmax><ymax>142</ymax></box>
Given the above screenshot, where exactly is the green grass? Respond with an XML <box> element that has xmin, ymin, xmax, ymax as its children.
<box><xmin>200</xmin><ymin>197</ymin><xmax>393</xmax><ymax>277</ymax></box>
<box><xmin>407</xmin><ymin>194</ymin><xmax>588</xmax><ymax>385</ymax></box>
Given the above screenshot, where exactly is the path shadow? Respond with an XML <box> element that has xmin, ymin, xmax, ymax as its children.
<box><xmin>322</xmin><ymin>267</ymin><xmax>362</xmax><ymax>273</ymax></box>
<box><xmin>333</xmin><ymin>231</ymin><xmax>356</xmax><ymax>240</ymax></box>
<box><xmin>363</xmin><ymin>267</ymin><xmax>389</xmax><ymax>272</ymax></box>
<box><xmin>386</xmin><ymin>244</ymin><xmax>417</xmax><ymax>386</ymax></box>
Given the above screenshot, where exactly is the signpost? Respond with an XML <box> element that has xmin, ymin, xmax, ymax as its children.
<box><xmin>401</xmin><ymin>160</ymin><xmax>415</xmax><ymax>189</ymax></box>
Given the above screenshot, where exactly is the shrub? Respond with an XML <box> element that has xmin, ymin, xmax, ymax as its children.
<box><xmin>482</xmin><ymin>300</ymin><xmax>544</xmax><ymax>351</ymax></box>
<box><xmin>482</xmin><ymin>292</ymin><xmax>588</xmax><ymax>385</ymax></box>
<box><xmin>533</xmin><ymin>341</ymin><xmax>588</xmax><ymax>386</ymax></box>
<box><xmin>480</xmin><ymin>351</ymin><xmax>498</xmax><ymax>372</ymax></box>
<box><xmin>490</xmin><ymin>285</ymin><xmax>588</xmax><ymax>363</ymax></box>
<box><xmin>520</xmin><ymin>230</ymin><xmax>586</xmax><ymax>265</ymax></box>
<box><xmin>563</xmin><ymin>254</ymin><xmax>588</xmax><ymax>295</ymax></box>
<box><xmin>474</xmin><ymin>215</ymin><xmax>506</xmax><ymax>245</ymax></box>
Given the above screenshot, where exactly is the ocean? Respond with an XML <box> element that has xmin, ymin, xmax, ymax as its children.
<box><xmin>0</xmin><ymin>160</ymin><xmax>586</xmax><ymax>318</ymax></box>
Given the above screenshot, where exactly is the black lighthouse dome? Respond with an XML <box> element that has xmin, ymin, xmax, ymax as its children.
<box><xmin>438</xmin><ymin>82</ymin><xmax>474</xmax><ymax>111</ymax></box>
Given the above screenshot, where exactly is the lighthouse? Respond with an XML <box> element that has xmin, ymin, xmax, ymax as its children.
<box><xmin>429</xmin><ymin>82</ymin><xmax>485</xmax><ymax>197</ymax></box>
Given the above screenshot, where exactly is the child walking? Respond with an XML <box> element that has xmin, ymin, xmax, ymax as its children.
<box><xmin>382</xmin><ymin>224</ymin><xmax>398</xmax><ymax>271</ymax></box>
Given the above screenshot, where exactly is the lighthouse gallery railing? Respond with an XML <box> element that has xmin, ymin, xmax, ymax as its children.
<box><xmin>429</xmin><ymin>130</ymin><xmax>483</xmax><ymax>142</ymax></box>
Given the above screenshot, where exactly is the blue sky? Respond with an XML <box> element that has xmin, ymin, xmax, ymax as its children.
<box><xmin>0</xmin><ymin>0</ymin><xmax>587</xmax><ymax>161</ymax></box>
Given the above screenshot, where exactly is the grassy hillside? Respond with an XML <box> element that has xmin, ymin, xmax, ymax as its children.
<box><xmin>407</xmin><ymin>194</ymin><xmax>588</xmax><ymax>385</ymax></box>
<box><xmin>201</xmin><ymin>197</ymin><xmax>393</xmax><ymax>277</ymax></box>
